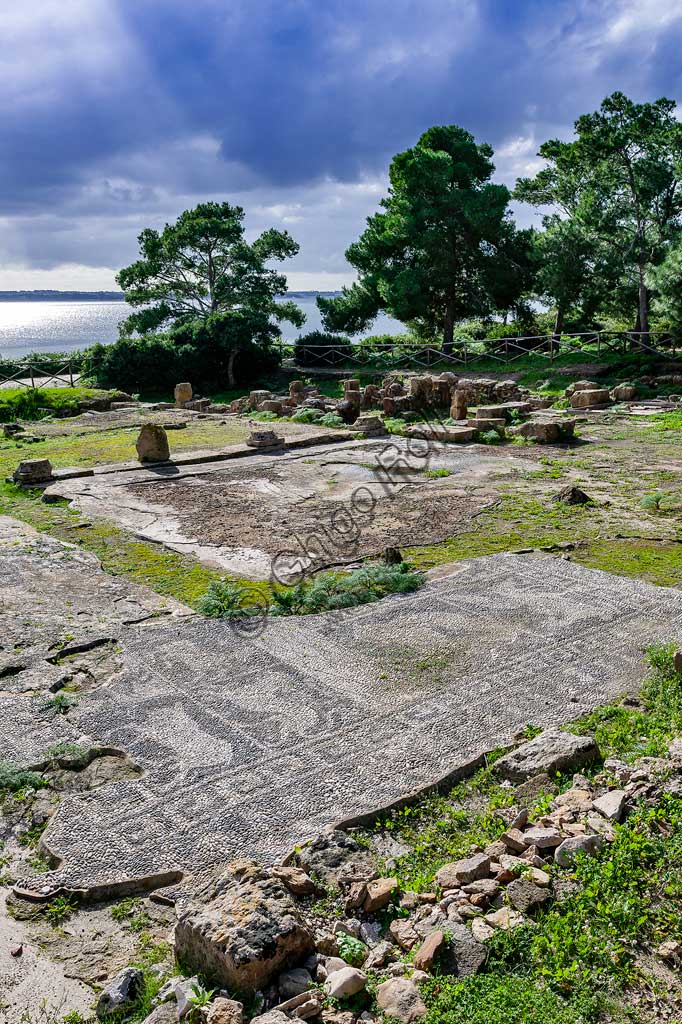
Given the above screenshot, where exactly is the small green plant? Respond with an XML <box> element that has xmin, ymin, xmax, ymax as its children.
<box><xmin>248</xmin><ymin>409</ymin><xmax>279</xmax><ymax>421</ymax></box>
<box><xmin>336</xmin><ymin>932</ymin><xmax>368</xmax><ymax>966</ymax></box>
<box><xmin>62</xmin><ymin>1012</ymin><xmax>87</xmax><ymax>1024</ymax></box>
<box><xmin>46</xmin><ymin>895</ymin><xmax>78</xmax><ymax>926</ymax></box>
<box><xmin>291</xmin><ymin>407</ymin><xmax>323</xmax><ymax>423</ymax></box>
<box><xmin>479</xmin><ymin>429</ymin><xmax>503</xmax><ymax>445</ymax></box>
<box><xmin>383</xmin><ymin>416</ymin><xmax>406</xmax><ymax>435</ymax></box>
<box><xmin>0</xmin><ymin>760</ymin><xmax>45</xmax><ymax>797</ymax></box>
<box><xmin>41</xmin><ymin>692</ymin><xmax>76</xmax><ymax>717</ymax></box>
<box><xmin>424</xmin><ymin>468</ymin><xmax>452</xmax><ymax>479</ymax></box>
<box><xmin>187</xmin><ymin>983</ymin><xmax>216</xmax><ymax>1021</ymax></box>
<box><xmin>640</xmin><ymin>490</ymin><xmax>668</xmax><ymax>512</ymax></box>
<box><xmin>196</xmin><ymin>579</ymin><xmax>265</xmax><ymax>620</ymax></box>
<box><xmin>46</xmin><ymin>741</ymin><xmax>89</xmax><ymax>765</ymax></box>
<box><xmin>319</xmin><ymin>412</ymin><xmax>344</xmax><ymax>428</ymax></box>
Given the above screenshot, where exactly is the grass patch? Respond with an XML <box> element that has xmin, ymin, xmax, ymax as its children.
<box><xmin>0</xmin><ymin>387</ymin><xmax>112</xmax><ymax>423</ymax></box>
<box><xmin>405</xmin><ymin>495</ymin><xmax>603</xmax><ymax>570</ymax></box>
<box><xmin>422</xmin><ymin>970</ymin><xmax>607</xmax><ymax>1024</ymax></box>
<box><xmin>566</xmin><ymin>641</ymin><xmax>682</xmax><ymax>760</ymax></box>
<box><xmin>373</xmin><ymin>759</ymin><xmax>513</xmax><ymax>892</ymax></box>
<box><xmin>574</xmin><ymin>538</ymin><xmax>682</xmax><ymax>588</ymax></box>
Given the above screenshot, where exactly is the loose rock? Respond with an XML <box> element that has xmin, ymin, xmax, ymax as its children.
<box><xmin>96</xmin><ymin>967</ymin><xmax>144</xmax><ymax>1016</ymax></box>
<box><xmin>324</xmin><ymin>967</ymin><xmax>367</xmax><ymax>999</ymax></box>
<box><xmin>554</xmin><ymin>834</ymin><xmax>602</xmax><ymax>868</ymax></box>
<box><xmin>376</xmin><ymin>978</ymin><xmax>426</xmax><ymax>1023</ymax></box>
<box><xmin>412</xmin><ymin>931</ymin><xmax>445</xmax><ymax>971</ymax></box>
<box><xmin>592</xmin><ymin>789</ymin><xmax>627</xmax><ymax>822</ymax></box>
<box><xmin>363</xmin><ymin>876</ymin><xmax>397</xmax><ymax>913</ymax></box>
<box><xmin>506</xmin><ymin>878</ymin><xmax>551</xmax><ymax>913</ymax></box>
<box><xmin>207</xmin><ymin>998</ymin><xmax>244</xmax><ymax>1024</ymax></box>
<box><xmin>435</xmin><ymin>853</ymin><xmax>490</xmax><ymax>888</ymax></box>
<box><xmin>495</xmin><ymin>730</ymin><xmax>598</xmax><ymax>782</ymax></box>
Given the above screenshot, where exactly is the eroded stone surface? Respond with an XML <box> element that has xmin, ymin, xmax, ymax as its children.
<box><xmin>4</xmin><ymin>549</ymin><xmax>682</xmax><ymax>896</ymax></box>
<box><xmin>44</xmin><ymin>438</ymin><xmax>537</xmax><ymax>580</ymax></box>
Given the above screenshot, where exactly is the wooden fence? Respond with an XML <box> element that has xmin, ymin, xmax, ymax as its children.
<box><xmin>285</xmin><ymin>330</ymin><xmax>676</xmax><ymax>371</ymax></box>
<box><xmin>0</xmin><ymin>359</ymin><xmax>78</xmax><ymax>390</ymax></box>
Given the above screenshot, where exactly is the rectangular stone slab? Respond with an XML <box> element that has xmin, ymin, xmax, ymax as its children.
<box><xmin>6</xmin><ymin>553</ymin><xmax>682</xmax><ymax>897</ymax></box>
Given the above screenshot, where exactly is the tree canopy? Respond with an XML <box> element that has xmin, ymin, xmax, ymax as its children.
<box><xmin>116</xmin><ymin>202</ymin><xmax>304</xmax><ymax>385</ymax></box>
<box><xmin>515</xmin><ymin>92</ymin><xmax>682</xmax><ymax>333</ymax></box>
<box><xmin>318</xmin><ymin>125</ymin><xmax>527</xmax><ymax>350</ymax></box>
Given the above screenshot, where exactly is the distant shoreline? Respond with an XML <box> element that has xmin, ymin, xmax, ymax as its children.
<box><xmin>0</xmin><ymin>290</ymin><xmax>341</xmax><ymax>302</ymax></box>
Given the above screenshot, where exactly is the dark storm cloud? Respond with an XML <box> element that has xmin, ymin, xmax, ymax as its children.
<box><xmin>2</xmin><ymin>0</ymin><xmax>682</xmax><ymax>279</ymax></box>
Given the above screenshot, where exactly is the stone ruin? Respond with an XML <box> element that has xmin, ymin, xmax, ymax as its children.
<box><xmin>246</xmin><ymin>427</ymin><xmax>285</xmax><ymax>449</ymax></box>
<box><xmin>219</xmin><ymin>372</ymin><xmax>584</xmax><ymax>446</ymax></box>
<box><xmin>135</xmin><ymin>423</ymin><xmax>170</xmax><ymax>463</ymax></box>
<box><xmin>235</xmin><ymin>373</ymin><xmax>550</xmax><ymax>424</ymax></box>
<box><xmin>565</xmin><ymin>380</ymin><xmax>640</xmax><ymax>409</ymax></box>
<box><xmin>11</xmin><ymin>458</ymin><xmax>53</xmax><ymax>486</ymax></box>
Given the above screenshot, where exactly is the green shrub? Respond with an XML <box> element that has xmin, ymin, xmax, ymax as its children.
<box><xmin>82</xmin><ymin>330</ymin><xmax>281</xmax><ymax>393</ymax></box>
<box><xmin>198</xmin><ymin>564</ymin><xmax>426</xmax><ymax>621</ymax></box>
<box><xmin>479</xmin><ymin>429</ymin><xmax>503</xmax><ymax>445</ymax></box>
<box><xmin>640</xmin><ymin>490</ymin><xmax>668</xmax><ymax>511</ymax></box>
<box><xmin>248</xmin><ymin>410</ymin><xmax>279</xmax><ymax>421</ymax></box>
<box><xmin>0</xmin><ymin>761</ymin><xmax>45</xmax><ymax>796</ymax></box>
<box><xmin>294</xmin><ymin>331</ymin><xmax>352</xmax><ymax>367</ymax></box>
<box><xmin>270</xmin><ymin>563</ymin><xmax>425</xmax><ymax>617</ymax></box>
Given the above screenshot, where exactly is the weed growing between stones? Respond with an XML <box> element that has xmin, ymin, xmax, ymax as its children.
<box><xmin>336</xmin><ymin>933</ymin><xmax>369</xmax><ymax>966</ymax></box>
<box><xmin>45</xmin><ymin>895</ymin><xmax>78</xmax><ymax>926</ymax></box>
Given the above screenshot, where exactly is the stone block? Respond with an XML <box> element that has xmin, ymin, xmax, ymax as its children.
<box><xmin>610</xmin><ymin>384</ymin><xmax>637</xmax><ymax>401</ymax></box>
<box><xmin>246</xmin><ymin>429</ymin><xmax>284</xmax><ymax>449</ymax></box>
<box><xmin>135</xmin><ymin>424</ymin><xmax>170</xmax><ymax>463</ymax></box>
<box><xmin>495</xmin><ymin>729</ymin><xmax>599</xmax><ymax>782</ymax></box>
<box><xmin>404</xmin><ymin>425</ymin><xmax>477</xmax><ymax>443</ymax></box>
<box><xmin>174</xmin><ymin>860</ymin><xmax>314</xmax><ymax>992</ymax></box>
<box><xmin>12</xmin><ymin>458</ymin><xmax>53</xmax><ymax>485</ymax></box>
<box><xmin>174</xmin><ymin>382</ymin><xmax>193</xmax><ymax>408</ymax></box>
<box><xmin>570</xmin><ymin>389</ymin><xmax>611</xmax><ymax>409</ymax></box>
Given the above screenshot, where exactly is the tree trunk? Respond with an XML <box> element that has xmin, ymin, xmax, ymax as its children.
<box><xmin>442</xmin><ymin>302</ymin><xmax>455</xmax><ymax>355</ymax></box>
<box><xmin>226</xmin><ymin>347</ymin><xmax>240</xmax><ymax>389</ymax></box>
<box><xmin>638</xmin><ymin>265</ymin><xmax>649</xmax><ymax>340</ymax></box>
<box><xmin>553</xmin><ymin>307</ymin><xmax>564</xmax><ymax>338</ymax></box>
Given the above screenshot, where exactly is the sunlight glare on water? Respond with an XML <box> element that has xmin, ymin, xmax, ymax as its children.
<box><xmin>0</xmin><ymin>299</ymin><xmax>404</xmax><ymax>357</ymax></box>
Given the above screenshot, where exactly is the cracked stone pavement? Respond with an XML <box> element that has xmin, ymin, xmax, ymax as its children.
<box><xmin>3</xmin><ymin>513</ymin><xmax>682</xmax><ymax>898</ymax></box>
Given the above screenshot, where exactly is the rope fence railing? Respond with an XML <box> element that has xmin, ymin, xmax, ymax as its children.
<box><xmin>281</xmin><ymin>330</ymin><xmax>676</xmax><ymax>370</ymax></box>
<box><xmin>0</xmin><ymin>360</ymin><xmax>77</xmax><ymax>390</ymax></box>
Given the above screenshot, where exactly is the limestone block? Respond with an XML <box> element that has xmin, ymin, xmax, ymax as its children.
<box><xmin>174</xmin><ymin>382</ymin><xmax>193</xmax><ymax>408</ymax></box>
<box><xmin>135</xmin><ymin>424</ymin><xmax>170</xmax><ymax>463</ymax></box>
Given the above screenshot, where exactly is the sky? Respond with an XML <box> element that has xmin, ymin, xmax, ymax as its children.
<box><xmin>2</xmin><ymin>0</ymin><xmax>682</xmax><ymax>291</ymax></box>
